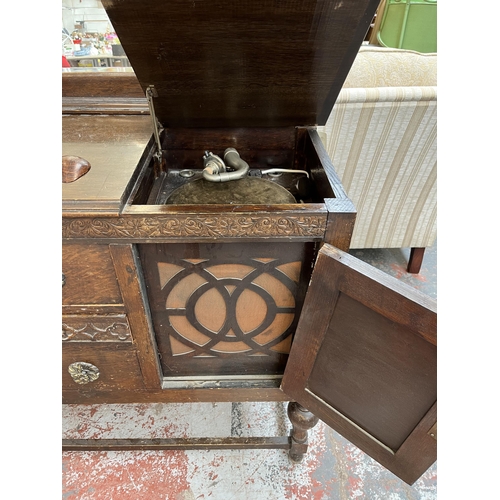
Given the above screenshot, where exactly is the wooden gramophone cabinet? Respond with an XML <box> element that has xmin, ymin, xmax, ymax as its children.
<box><xmin>62</xmin><ymin>0</ymin><xmax>436</xmax><ymax>485</ymax></box>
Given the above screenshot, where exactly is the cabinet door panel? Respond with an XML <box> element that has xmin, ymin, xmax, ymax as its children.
<box><xmin>282</xmin><ymin>244</ymin><xmax>436</xmax><ymax>485</ymax></box>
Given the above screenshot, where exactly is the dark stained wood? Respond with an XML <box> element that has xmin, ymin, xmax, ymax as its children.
<box><xmin>61</xmin><ymin>116</ymin><xmax>434</xmax><ymax>482</ymax></box>
<box><xmin>307</xmin><ymin>292</ymin><xmax>436</xmax><ymax>450</ymax></box>
<box><xmin>62</xmin><ymin>97</ymin><xmax>149</xmax><ymax>115</ymax></box>
<box><xmin>161</xmin><ymin>149</ymin><xmax>296</xmax><ymax>175</ymax></box>
<box><xmin>62</xmin><ymin>244</ymin><xmax>122</xmax><ymax>305</ymax></box>
<box><xmin>281</xmin><ymin>244</ymin><xmax>436</xmax><ymax>485</ymax></box>
<box><xmin>307</xmin><ymin>128</ymin><xmax>347</xmax><ymax>201</ymax></box>
<box><xmin>62</xmin><ymin>386</ymin><xmax>290</xmax><ymax>404</ymax></box>
<box><xmin>62</xmin><ymin>115</ymin><xmax>153</xmax><ymax>143</ymax></box>
<box><xmin>63</xmin><ymin>436</ymin><xmax>291</xmax><ymax>452</ymax></box>
<box><xmin>101</xmin><ymin>0</ymin><xmax>380</xmax><ymax>128</ymax></box>
<box><xmin>61</xmin><ymin>0</ymin><xmax>435</xmax><ymax>482</ymax></box>
<box><xmin>62</xmin><ymin>155</ymin><xmax>91</xmax><ymax>183</ymax></box>
<box><xmin>139</xmin><ymin>125</ymin><xmax>347</xmax><ymax>205</ymax></box>
<box><xmin>306</xmin><ymin>128</ymin><xmax>356</xmax><ymax>251</ymax></box>
<box><xmin>109</xmin><ymin>244</ymin><xmax>163</xmax><ymax>390</ymax></box>
<box><xmin>408</xmin><ymin>247</ymin><xmax>426</xmax><ymax>274</ymax></box>
<box><xmin>62</xmin><ymin>72</ymin><xmax>148</xmax><ymax>115</ymax></box>
<box><xmin>288</xmin><ymin>402</ymin><xmax>319</xmax><ymax>462</ymax></box>
<box><xmin>63</xmin><ymin>343</ymin><xmax>145</xmax><ymax>392</ymax></box>
<box><xmin>124</xmin><ymin>203</ymin><xmax>326</xmax><ymax>215</ymax></box>
<box><xmin>63</xmin><ymin>207</ymin><xmax>328</xmax><ymax>243</ymax></box>
<box><xmin>62</xmin><ymin>304</ymin><xmax>126</xmax><ymax>316</ymax></box>
<box><xmin>63</xmin><ymin>314</ymin><xmax>132</xmax><ymax>343</ymax></box>
<box><xmin>159</xmin><ymin>127</ymin><xmax>297</xmax><ymax>173</ymax></box>
<box><xmin>428</xmin><ymin>422</ymin><xmax>437</xmax><ymax>441</ymax></box>
<box><xmin>62</xmin><ymin>72</ymin><xmax>144</xmax><ymax>98</ymax></box>
<box><xmin>292</xmin><ymin>128</ymin><xmax>309</xmax><ymax>173</ymax></box>
<box><xmin>323</xmin><ymin>198</ymin><xmax>356</xmax><ymax>251</ymax></box>
<box><xmin>162</xmin><ymin>127</ymin><xmax>296</xmax><ymax>151</ymax></box>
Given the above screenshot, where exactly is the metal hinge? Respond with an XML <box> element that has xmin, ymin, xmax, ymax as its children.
<box><xmin>145</xmin><ymin>85</ymin><xmax>163</xmax><ymax>164</ymax></box>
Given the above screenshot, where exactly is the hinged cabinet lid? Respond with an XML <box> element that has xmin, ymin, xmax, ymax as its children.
<box><xmin>101</xmin><ymin>0</ymin><xmax>379</xmax><ymax>128</ymax></box>
<box><xmin>282</xmin><ymin>244</ymin><xmax>437</xmax><ymax>485</ymax></box>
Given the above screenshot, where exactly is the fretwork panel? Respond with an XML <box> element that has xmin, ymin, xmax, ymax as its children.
<box><xmin>139</xmin><ymin>242</ymin><xmax>315</xmax><ymax>377</ymax></box>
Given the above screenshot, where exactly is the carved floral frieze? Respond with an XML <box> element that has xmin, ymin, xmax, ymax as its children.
<box><xmin>62</xmin><ymin>215</ymin><xmax>327</xmax><ymax>239</ymax></box>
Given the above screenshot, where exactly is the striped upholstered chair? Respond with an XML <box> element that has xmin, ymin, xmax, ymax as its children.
<box><xmin>318</xmin><ymin>45</ymin><xmax>437</xmax><ymax>273</ymax></box>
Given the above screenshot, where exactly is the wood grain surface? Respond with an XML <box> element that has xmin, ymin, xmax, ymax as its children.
<box><xmin>101</xmin><ymin>0</ymin><xmax>380</xmax><ymax>128</ymax></box>
<box><xmin>281</xmin><ymin>244</ymin><xmax>437</xmax><ymax>484</ymax></box>
<box><xmin>62</xmin><ymin>244</ymin><xmax>122</xmax><ymax>305</ymax></box>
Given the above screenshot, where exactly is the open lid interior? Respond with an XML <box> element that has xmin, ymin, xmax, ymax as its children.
<box><xmin>101</xmin><ymin>0</ymin><xmax>379</xmax><ymax>128</ymax></box>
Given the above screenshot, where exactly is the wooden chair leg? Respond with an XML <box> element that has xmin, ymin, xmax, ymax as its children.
<box><xmin>407</xmin><ymin>247</ymin><xmax>425</xmax><ymax>274</ymax></box>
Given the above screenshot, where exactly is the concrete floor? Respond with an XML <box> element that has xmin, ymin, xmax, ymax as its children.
<box><xmin>62</xmin><ymin>241</ymin><xmax>437</xmax><ymax>500</ymax></box>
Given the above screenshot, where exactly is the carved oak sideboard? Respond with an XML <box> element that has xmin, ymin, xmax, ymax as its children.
<box><xmin>62</xmin><ymin>0</ymin><xmax>437</xmax><ymax>485</ymax></box>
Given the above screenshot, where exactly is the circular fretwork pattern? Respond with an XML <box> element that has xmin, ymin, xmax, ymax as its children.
<box><xmin>154</xmin><ymin>256</ymin><xmax>300</xmax><ymax>358</ymax></box>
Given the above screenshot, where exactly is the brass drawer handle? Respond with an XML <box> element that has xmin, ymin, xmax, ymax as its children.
<box><xmin>62</xmin><ymin>273</ymin><xmax>66</xmax><ymax>287</ymax></box>
<box><xmin>68</xmin><ymin>362</ymin><xmax>100</xmax><ymax>385</ymax></box>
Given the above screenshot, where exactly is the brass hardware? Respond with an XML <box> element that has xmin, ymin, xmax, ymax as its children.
<box><xmin>428</xmin><ymin>422</ymin><xmax>437</xmax><ymax>441</ymax></box>
<box><xmin>68</xmin><ymin>362</ymin><xmax>100</xmax><ymax>385</ymax></box>
<box><xmin>62</xmin><ymin>273</ymin><xmax>66</xmax><ymax>287</ymax></box>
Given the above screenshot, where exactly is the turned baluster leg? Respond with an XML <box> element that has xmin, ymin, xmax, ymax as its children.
<box><xmin>287</xmin><ymin>401</ymin><xmax>319</xmax><ymax>463</ymax></box>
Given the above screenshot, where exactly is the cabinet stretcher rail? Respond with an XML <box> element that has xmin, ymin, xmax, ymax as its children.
<box><xmin>63</xmin><ymin>436</ymin><xmax>293</xmax><ymax>451</ymax></box>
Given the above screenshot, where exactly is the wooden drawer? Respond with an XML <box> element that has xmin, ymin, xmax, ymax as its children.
<box><xmin>62</xmin><ymin>244</ymin><xmax>122</xmax><ymax>305</ymax></box>
<box><xmin>62</xmin><ymin>343</ymin><xmax>145</xmax><ymax>392</ymax></box>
